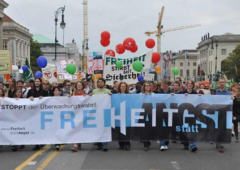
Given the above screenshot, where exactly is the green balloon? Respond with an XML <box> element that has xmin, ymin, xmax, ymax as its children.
<box><xmin>66</xmin><ymin>63</ymin><xmax>77</xmax><ymax>75</ymax></box>
<box><xmin>172</xmin><ymin>68</ymin><xmax>179</xmax><ymax>75</ymax></box>
<box><xmin>116</xmin><ymin>61</ymin><xmax>123</xmax><ymax>69</ymax></box>
<box><xmin>132</xmin><ymin>61</ymin><xmax>143</xmax><ymax>72</ymax></box>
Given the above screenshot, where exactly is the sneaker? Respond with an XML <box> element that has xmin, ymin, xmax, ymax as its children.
<box><xmin>124</xmin><ymin>144</ymin><xmax>131</xmax><ymax>151</ymax></box>
<box><xmin>216</xmin><ymin>145</ymin><xmax>224</xmax><ymax>153</ymax></box>
<box><xmin>102</xmin><ymin>145</ymin><xmax>108</xmax><ymax>152</ymax></box>
<box><xmin>164</xmin><ymin>145</ymin><xmax>168</xmax><ymax>150</ymax></box>
<box><xmin>144</xmin><ymin>146</ymin><xmax>149</xmax><ymax>151</ymax></box>
<box><xmin>55</xmin><ymin>145</ymin><xmax>60</xmax><ymax>151</ymax></box>
<box><xmin>72</xmin><ymin>146</ymin><xmax>78</xmax><ymax>152</ymax></box>
<box><xmin>191</xmin><ymin>146</ymin><xmax>198</xmax><ymax>152</ymax></box>
<box><xmin>11</xmin><ymin>146</ymin><xmax>18</xmax><ymax>152</ymax></box>
<box><xmin>160</xmin><ymin>145</ymin><xmax>165</xmax><ymax>151</ymax></box>
<box><xmin>33</xmin><ymin>145</ymin><xmax>40</xmax><ymax>151</ymax></box>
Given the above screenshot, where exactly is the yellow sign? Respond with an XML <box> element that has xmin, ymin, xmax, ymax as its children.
<box><xmin>0</xmin><ymin>50</ymin><xmax>11</xmax><ymax>74</ymax></box>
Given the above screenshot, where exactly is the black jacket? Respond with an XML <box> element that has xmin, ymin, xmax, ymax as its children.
<box><xmin>27</xmin><ymin>88</ymin><xmax>49</xmax><ymax>98</ymax></box>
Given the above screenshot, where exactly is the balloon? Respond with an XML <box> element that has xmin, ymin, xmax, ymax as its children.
<box><xmin>37</xmin><ymin>56</ymin><xmax>48</xmax><ymax>68</ymax></box>
<box><xmin>132</xmin><ymin>61</ymin><xmax>143</xmax><ymax>72</ymax></box>
<box><xmin>145</xmin><ymin>38</ymin><xmax>155</xmax><ymax>49</ymax></box>
<box><xmin>22</xmin><ymin>65</ymin><xmax>28</xmax><ymax>72</ymax></box>
<box><xmin>116</xmin><ymin>61</ymin><xmax>123</xmax><ymax>69</ymax></box>
<box><xmin>66</xmin><ymin>63</ymin><xmax>77</xmax><ymax>75</ymax></box>
<box><xmin>123</xmin><ymin>38</ymin><xmax>136</xmax><ymax>50</ymax></box>
<box><xmin>35</xmin><ymin>71</ymin><xmax>43</xmax><ymax>78</ymax></box>
<box><xmin>155</xmin><ymin>65</ymin><xmax>161</xmax><ymax>74</ymax></box>
<box><xmin>130</xmin><ymin>45</ymin><xmax>138</xmax><ymax>53</ymax></box>
<box><xmin>105</xmin><ymin>49</ymin><xmax>115</xmax><ymax>57</ymax></box>
<box><xmin>100</xmin><ymin>39</ymin><xmax>110</xmax><ymax>47</ymax></box>
<box><xmin>138</xmin><ymin>75</ymin><xmax>144</xmax><ymax>82</ymax></box>
<box><xmin>101</xmin><ymin>31</ymin><xmax>111</xmax><ymax>40</ymax></box>
<box><xmin>152</xmin><ymin>52</ymin><xmax>161</xmax><ymax>63</ymax></box>
<box><xmin>115</xmin><ymin>44</ymin><xmax>125</xmax><ymax>54</ymax></box>
<box><xmin>172</xmin><ymin>68</ymin><xmax>179</xmax><ymax>75</ymax></box>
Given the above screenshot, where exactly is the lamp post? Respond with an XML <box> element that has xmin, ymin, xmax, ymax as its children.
<box><xmin>54</xmin><ymin>6</ymin><xmax>66</xmax><ymax>61</ymax></box>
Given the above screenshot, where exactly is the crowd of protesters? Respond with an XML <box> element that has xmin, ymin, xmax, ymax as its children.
<box><xmin>0</xmin><ymin>76</ymin><xmax>239</xmax><ymax>154</ymax></box>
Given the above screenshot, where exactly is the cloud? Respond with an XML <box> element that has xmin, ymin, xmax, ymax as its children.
<box><xmin>4</xmin><ymin>0</ymin><xmax>240</xmax><ymax>55</ymax></box>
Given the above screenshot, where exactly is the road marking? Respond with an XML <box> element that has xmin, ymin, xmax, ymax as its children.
<box><xmin>171</xmin><ymin>161</ymin><xmax>181</xmax><ymax>170</ymax></box>
<box><xmin>15</xmin><ymin>145</ymin><xmax>50</xmax><ymax>170</ymax></box>
<box><xmin>37</xmin><ymin>145</ymin><xmax>64</xmax><ymax>170</ymax></box>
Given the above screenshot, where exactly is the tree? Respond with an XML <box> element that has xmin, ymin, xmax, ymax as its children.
<box><xmin>221</xmin><ymin>45</ymin><xmax>240</xmax><ymax>82</ymax></box>
<box><xmin>30</xmin><ymin>38</ymin><xmax>43</xmax><ymax>73</ymax></box>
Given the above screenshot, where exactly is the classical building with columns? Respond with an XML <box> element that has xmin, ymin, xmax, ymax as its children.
<box><xmin>0</xmin><ymin>0</ymin><xmax>8</xmax><ymax>50</ymax></box>
<box><xmin>2</xmin><ymin>13</ymin><xmax>31</xmax><ymax>66</ymax></box>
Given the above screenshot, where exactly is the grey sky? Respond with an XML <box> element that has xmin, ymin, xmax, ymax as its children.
<box><xmin>4</xmin><ymin>0</ymin><xmax>240</xmax><ymax>56</ymax></box>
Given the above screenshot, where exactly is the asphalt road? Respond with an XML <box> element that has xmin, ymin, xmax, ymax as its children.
<box><xmin>1</xmin><ymin>140</ymin><xmax>240</xmax><ymax>170</ymax></box>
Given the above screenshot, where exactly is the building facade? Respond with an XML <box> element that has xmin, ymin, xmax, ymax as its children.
<box><xmin>171</xmin><ymin>50</ymin><xmax>199</xmax><ymax>82</ymax></box>
<box><xmin>0</xmin><ymin>0</ymin><xmax>8</xmax><ymax>50</ymax></box>
<box><xmin>197</xmin><ymin>33</ymin><xmax>240</xmax><ymax>80</ymax></box>
<box><xmin>2</xmin><ymin>14</ymin><xmax>31</xmax><ymax>66</ymax></box>
<box><xmin>33</xmin><ymin>34</ymin><xmax>81</xmax><ymax>70</ymax></box>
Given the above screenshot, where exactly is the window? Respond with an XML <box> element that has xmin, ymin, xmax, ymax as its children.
<box><xmin>193</xmin><ymin>69</ymin><xmax>196</xmax><ymax>77</ymax></box>
<box><xmin>180</xmin><ymin>69</ymin><xmax>183</xmax><ymax>77</ymax></box>
<box><xmin>180</xmin><ymin>62</ymin><xmax>183</xmax><ymax>67</ymax></box>
<box><xmin>221</xmin><ymin>49</ymin><xmax>227</xmax><ymax>55</ymax></box>
<box><xmin>193</xmin><ymin>62</ymin><xmax>197</xmax><ymax>66</ymax></box>
<box><xmin>187</xmin><ymin>70</ymin><xmax>190</xmax><ymax>77</ymax></box>
<box><xmin>3</xmin><ymin>40</ymin><xmax>8</xmax><ymax>50</ymax></box>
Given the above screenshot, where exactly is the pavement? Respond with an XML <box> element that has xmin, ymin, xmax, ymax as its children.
<box><xmin>1</xmin><ymin>140</ymin><xmax>240</xmax><ymax>170</ymax></box>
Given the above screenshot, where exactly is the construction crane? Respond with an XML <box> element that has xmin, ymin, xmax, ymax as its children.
<box><xmin>145</xmin><ymin>6</ymin><xmax>201</xmax><ymax>54</ymax></box>
<box><xmin>82</xmin><ymin>0</ymin><xmax>88</xmax><ymax>73</ymax></box>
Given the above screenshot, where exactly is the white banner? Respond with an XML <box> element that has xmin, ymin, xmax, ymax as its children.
<box><xmin>0</xmin><ymin>95</ymin><xmax>111</xmax><ymax>145</ymax></box>
<box><xmin>103</xmin><ymin>53</ymin><xmax>151</xmax><ymax>85</ymax></box>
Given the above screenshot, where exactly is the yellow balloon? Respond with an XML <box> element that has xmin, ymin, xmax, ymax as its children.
<box><xmin>155</xmin><ymin>65</ymin><xmax>161</xmax><ymax>74</ymax></box>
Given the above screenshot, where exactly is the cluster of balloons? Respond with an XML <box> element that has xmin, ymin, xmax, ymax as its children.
<box><xmin>100</xmin><ymin>31</ymin><xmax>111</xmax><ymax>47</ymax></box>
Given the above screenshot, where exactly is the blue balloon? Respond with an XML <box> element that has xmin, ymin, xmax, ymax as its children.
<box><xmin>37</xmin><ymin>56</ymin><xmax>48</xmax><ymax>68</ymax></box>
<box><xmin>35</xmin><ymin>71</ymin><xmax>43</xmax><ymax>79</ymax></box>
<box><xmin>22</xmin><ymin>65</ymin><xmax>28</xmax><ymax>72</ymax></box>
<box><xmin>138</xmin><ymin>75</ymin><xmax>144</xmax><ymax>82</ymax></box>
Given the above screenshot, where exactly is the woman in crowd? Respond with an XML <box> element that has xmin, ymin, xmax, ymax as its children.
<box><xmin>7</xmin><ymin>78</ymin><xmax>16</xmax><ymax>98</ymax></box>
<box><xmin>181</xmin><ymin>80</ymin><xmax>198</xmax><ymax>152</ymax></box>
<box><xmin>141</xmin><ymin>81</ymin><xmax>153</xmax><ymax>151</ymax></box>
<box><xmin>52</xmin><ymin>86</ymin><xmax>63</xmax><ymax>151</ymax></box>
<box><xmin>117</xmin><ymin>82</ymin><xmax>131</xmax><ymax>151</ymax></box>
<box><xmin>11</xmin><ymin>89</ymin><xmax>25</xmax><ymax>151</ymax></box>
<box><xmin>72</xmin><ymin>81</ymin><xmax>86</xmax><ymax>152</ymax></box>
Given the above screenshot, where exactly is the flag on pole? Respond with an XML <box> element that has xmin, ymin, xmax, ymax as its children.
<box><xmin>22</xmin><ymin>58</ymin><xmax>33</xmax><ymax>81</ymax></box>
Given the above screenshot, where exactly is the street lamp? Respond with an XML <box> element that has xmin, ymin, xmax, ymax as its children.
<box><xmin>54</xmin><ymin>6</ymin><xmax>66</xmax><ymax>61</ymax></box>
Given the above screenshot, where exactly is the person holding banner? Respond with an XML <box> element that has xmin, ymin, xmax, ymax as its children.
<box><xmin>215</xmin><ymin>78</ymin><xmax>232</xmax><ymax>153</ymax></box>
<box><xmin>61</xmin><ymin>80</ymin><xmax>73</xmax><ymax>96</ymax></box>
<box><xmin>141</xmin><ymin>81</ymin><xmax>154</xmax><ymax>151</ymax></box>
<box><xmin>117</xmin><ymin>82</ymin><xmax>131</xmax><ymax>151</ymax></box>
<box><xmin>72</xmin><ymin>81</ymin><xmax>86</xmax><ymax>152</ymax></box>
<box><xmin>27</xmin><ymin>78</ymin><xmax>48</xmax><ymax>150</ymax></box>
<box><xmin>10</xmin><ymin>88</ymin><xmax>25</xmax><ymax>151</ymax></box>
<box><xmin>233</xmin><ymin>86</ymin><xmax>240</xmax><ymax>142</ymax></box>
<box><xmin>180</xmin><ymin>80</ymin><xmax>198</xmax><ymax>152</ymax></box>
<box><xmin>92</xmin><ymin>78</ymin><xmax>111</xmax><ymax>151</ymax></box>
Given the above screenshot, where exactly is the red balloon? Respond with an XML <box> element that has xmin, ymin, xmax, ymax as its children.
<box><xmin>105</xmin><ymin>49</ymin><xmax>116</xmax><ymax>57</ymax></box>
<box><xmin>101</xmin><ymin>31</ymin><xmax>111</xmax><ymax>40</ymax></box>
<box><xmin>100</xmin><ymin>39</ymin><xmax>110</xmax><ymax>47</ymax></box>
<box><xmin>115</xmin><ymin>44</ymin><xmax>125</xmax><ymax>54</ymax></box>
<box><xmin>152</xmin><ymin>52</ymin><xmax>161</xmax><ymax>63</ymax></box>
<box><xmin>146</xmin><ymin>38</ymin><xmax>155</xmax><ymax>49</ymax></box>
<box><xmin>123</xmin><ymin>38</ymin><xmax>136</xmax><ymax>50</ymax></box>
<box><xmin>130</xmin><ymin>45</ymin><xmax>138</xmax><ymax>53</ymax></box>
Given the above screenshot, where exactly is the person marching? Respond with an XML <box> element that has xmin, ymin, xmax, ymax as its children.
<box><xmin>233</xmin><ymin>86</ymin><xmax>240</xmax><ymax>142</ymax></box>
